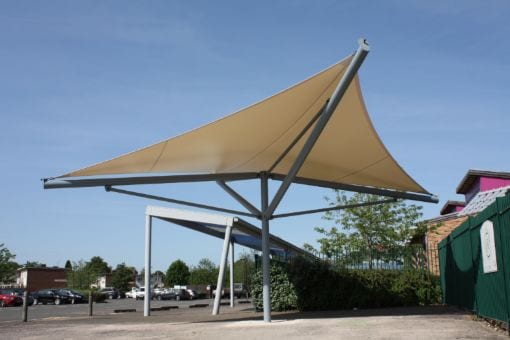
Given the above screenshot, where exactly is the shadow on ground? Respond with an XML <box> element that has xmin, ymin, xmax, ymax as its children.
<box><xmin>198</xmin><ymin>305</ymin><xmax>467</xmax><ymax>324</ymax></box>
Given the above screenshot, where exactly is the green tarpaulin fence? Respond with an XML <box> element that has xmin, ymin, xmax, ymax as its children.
<box><xmin>439</xmin><ymin>192</ymin><xmax>510</xmax><ymax>323</ymax></box>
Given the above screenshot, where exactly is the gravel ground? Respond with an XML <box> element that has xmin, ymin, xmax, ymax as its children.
<box><xmin>1</xmin><ymin>305</ymin><xmax>507</xmax><ymax>339</ymax></box>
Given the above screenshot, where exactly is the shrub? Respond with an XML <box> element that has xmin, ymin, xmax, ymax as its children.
<box><xmin>390</xmin><ymin>269</ymin><xmax>441</xmax><ymax>306</ymax></box>
<box><xmin>93</xmin><ymin>291</ymin><xmax>107</xmax><ymax>303</ymax></box>
<box><xmin>75</xmin><ymin>289</ymin><xmax>107</xmax><ymax>303</ymax></box>
<box><xmin>251</xmin><ymin>264</ymin><xmax>297</xmax><ymax>312</ymax></box>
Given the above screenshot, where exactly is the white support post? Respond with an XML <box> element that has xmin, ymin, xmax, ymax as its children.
<box><xmin>144</xmin><ymin>214</ymin><xmax>152</xmax><ymax>317</ymax></box>
<box><xmin>212</xmin><ymin>223</ymin><xmax>233</xmax><ymax>315</ymax></box>
<box><xmin>229</xmin><ymin>241</ymin><xmax>234</xmax><ymax>308</ymax></box>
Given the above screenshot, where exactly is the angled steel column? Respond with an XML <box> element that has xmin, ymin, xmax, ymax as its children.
<box><xmin>260</xmin><ymin>172</ymin><xmax>271</xmax><ymax>322</ymax></box>
<box><xmin>144</xmin><ymin>214</ymin><xmax>152</xmax><ymax>317</ymax></box>
<box><xmin>266</xmin><ymin>39</ymin><xmax>370</xmax><ymax>217</ymax></box>
<box><xmin>212</xmin><ymin>222</ymin><xmax>233</xmax><ymax>315</ymax></box>
<box><xmin>229</xmin><ymin>240</ymin><xmax>234</xmax><ymax>308</ymax></box>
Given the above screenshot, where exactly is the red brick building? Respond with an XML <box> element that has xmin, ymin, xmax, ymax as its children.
<box><xmin>17</xmin><ymin>267</ymin><xmax>67</xmax><ymax>292</ymax></box>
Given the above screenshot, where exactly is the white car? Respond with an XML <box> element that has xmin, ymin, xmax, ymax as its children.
<box><xmin>125</xmin><ymin>288</ymin><xmax>139</xmax><ymax>299</ymax></box>
<box><xmin>135</xmin><ymin>287</ymin><xmax>152</xmax><ymax>300</ymax></box>
<box><xmin>126</xmin><ymin>287</ymin><xmax>152</xmax><ymax>300</ymax></box>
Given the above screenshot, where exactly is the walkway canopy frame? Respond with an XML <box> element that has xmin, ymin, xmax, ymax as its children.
<box><xmin>143</xmin><ymin>205</ymin><xmax>314</xmax><ymax>317</ymax></box>
<box><xmin>43</xmin><ymin>39</ymin><xmax>438</xmax><ymax>322</ymax></box>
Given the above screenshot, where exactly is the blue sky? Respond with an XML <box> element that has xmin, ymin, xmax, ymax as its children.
<box><xmin>1</xmin><ymin>1</ymin><xmax>509</xmax><ymax>272</ymax></box>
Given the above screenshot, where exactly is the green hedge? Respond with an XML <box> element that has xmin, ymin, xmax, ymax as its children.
<box><xmin>251</xmin><ymin>257</ymin><xmax>441</xmax><ymax>312</ymax></box>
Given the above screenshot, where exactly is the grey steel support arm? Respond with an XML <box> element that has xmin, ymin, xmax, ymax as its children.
<box><xmin>106</xmin><ymin>186</ymin><xmax>257</xmax><ymax>218</ymax></box>
<box><xmin>272</xmin><ymin>198</ymin><xmax>397</xmax><ymax>219</ymax></box>
<box><xmin>270</xmin><ymin>174</ymin><xmax>438</xmax><ymax>203</ymax></box>
<box><xmin>265</xmin><ymin>39</ymin><xmax>370</xmax><ymax>218</ymax></box>
<box><xmin>216</xmin><ymin>180</ymin><xmax>261</xmax><ymax>216</ymax></box>
<box><xmin>43</xmin><ymin>172</ymin><xmax>259</xmax><ymax>189</ymax></box>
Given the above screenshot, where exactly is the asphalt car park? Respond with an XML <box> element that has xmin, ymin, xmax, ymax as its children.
<box><xmin>0</xmin><ymin>297</ymin><xmax>226</xmax><ymax>322</ymax></box>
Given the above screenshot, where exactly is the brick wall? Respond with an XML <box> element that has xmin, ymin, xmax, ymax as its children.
<box><xmin>426</xmin><ymin>215</ymin><xmax>468</xmax><ymax>275</ymax></box>
<box><xmin>18</xmin><ymin>268</ymin><xmax>67</xmax><ymax>292</ymax></box>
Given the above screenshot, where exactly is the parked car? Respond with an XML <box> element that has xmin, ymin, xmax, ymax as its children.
<box><xmin>0</xmin><ymin>288</ymin><xmax>34</xmax><ymax>305</ymax></box>
<box><xmin>233</xmin><ymin>283</ymin><xmax>247</xmax><ymax>298</ymax></box>
<box><xmin>186</xmin><ymin>289</ymin><xmax>198</xmax><ymax>300</ymax></box>
<box><xmin>0</xmin><ymin>290</ymin><xmax>23</xmax><ymax>307</ymax></box>
<box><xmin>99</xmin><ymin>287</ymin><xmax>121</xmax><ymax>299</ymax></box>
<box><xmin>206</xmin><ymin>284</ymin><xmax>216</xmax><ymax>298</ymax></box>
<box><xmin>126</xmin><ymin>287</ymin><xmax>150</xmax><ymax>300</ymax></box>
<box><xmin>167</xmin><ymin>288</ymin><xmax>190</xmax><ymax>301</ymax></box>
<box><xmin>135</xmin><ymin>287</ymin><xmax>152</xmax><ymax>300</ymax></box>
<box><xmin>125</xmin><ymin>287</ymin><xmax>139</xmax><ymax>299</ymax></box>
<box><xmin>212</xmin><ymin>288</ymin><xmax>225</xmax><ymax>298</ymax></box>
<box><xmin>56</xmin><ymin>289</ymin><xmax>86</xmax><ymax>304</ymax></box>
<box><xmin>213</xmin><ymin>283</ymin><xmax>247</xmax><ymax>298</ymax></box>
<box><xmin>152</xmin><ymin>288</ymin><xmax>176</xmax><ymax>301</ymax></box>
<box><xmin>32</xmin><ymin>289</ymin><xmax>71</xmax><ymax>305</ymax></box>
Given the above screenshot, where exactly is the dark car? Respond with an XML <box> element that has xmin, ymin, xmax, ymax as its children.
<box><xmin>99</xmin><ymin>287</ymin><xmax>121</xmax><ymax>299</ymax></box>
<box><xmin>0</xmin><ymin>290</ymin><xmax>23</xmax><ymax>307</ymax></box>
<box><xmin>168</xmin><ymin>288</ymin><xmax>190</xmax><ymax>301</ymax></box>
<box><xmin>0</xmin><ymin>288</ymin><xmax>34</xmax><ymax>305</ymax></box>
<box><xmin>152</xmin><ymin>288</ymin><xmax>176</xmax><ymax>301</ymax></box>
<box><xmin>33</xmin><ymin>289</ymin><xmax>70</xmax><ymax>305</ymax></box>
<box><xmin>56</xmin><ymin>289</ymin><xmax>86</xmax><ymax>304</ymax></box>
<box><xmin>186</xmin><ymin>289</ymin><xmax>198</xmax><ymax>300</ymax></box>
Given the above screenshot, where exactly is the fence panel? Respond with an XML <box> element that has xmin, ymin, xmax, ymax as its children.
<box><xmin>439</xmin><ymin>192</ymin><xmax>510</xmax><ymax>323</ymax></box>
<box><xmin>316</xmin><ymin>245</ymin><xmax>429</xmax><ymax>271</ymax></box>
<box><xmin>445</xmin><ymin>221</ymin><xmax>475</xmax><ymax>309</ymax></box>
<box><xmin>471</xmin><ymin>205</ymin><xmax>507</xmax><ymax>322</ymax></box>
<box><xmin>497</xmin><ymin>195</ymin><xmax>510</xmax><ymax>322</ymax></box>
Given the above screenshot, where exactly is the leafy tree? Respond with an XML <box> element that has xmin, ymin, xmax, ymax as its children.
<box><xmin>65</xmin><ymin>260</ymin><xmax>73</xmax><ymax>270</ymax></box>
<box><xmin>67</xmin><ymin>258</ymin><xmax>111</xmax><ymax>289</ymax></box>
<box><xmin>165</xmin><ymin>259</ymin><xmax>190</xmax><ymax>286</ymax></box>
<box><xmin>68</xmin><ymin>260</ymin><xmax>89</xmax><ymax>289</ymax></box>
<box><xmin>111</xmin><ymin>263</ymin><xmax>135</xmax><ymax>291</ymax></box>
<box><xmin>24</xmin><ymin>261</ymin><xmax>46</xmax><ymax>268</ymax></box>
<box><xmin>85</xmin><ymin>256</ymin><xmax>111</xmax><ymax>279</ymax></box>
<box><xmin>233</xmin><ymin>252</ymin><xmax>255</xmax><ymax>292</ymax></box>
<box><xmin>189</xmin><ymin>258</ymin><xmax>218</xmax><ymax>285</ymax></box>
<box><xmin>0</xmin><ymin>244</ymin><xmax>18</xmax><ymax>284</ymax></box>
<box><xmin>308</xmin><ymin>191</ymin><xmax>424</xmax><ymax>268</ymax></box>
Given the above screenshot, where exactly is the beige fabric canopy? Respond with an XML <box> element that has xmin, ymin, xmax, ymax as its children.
<box><xmin>61</xmin><ymin>55</ymin><xmax>428</xmax><ymax>195</ymax></box>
